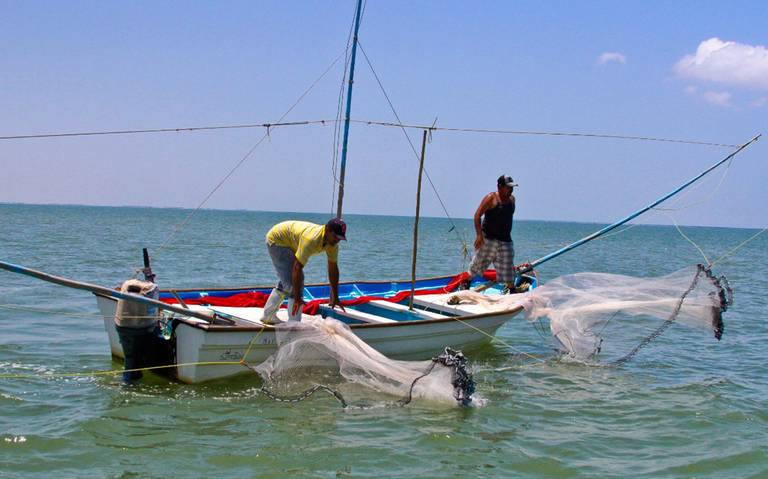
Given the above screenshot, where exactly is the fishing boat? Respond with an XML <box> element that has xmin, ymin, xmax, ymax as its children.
<box><xmin>94</xmin><ymin>272</ymin><xmax>536</xmax><ymax>383</ymax></box>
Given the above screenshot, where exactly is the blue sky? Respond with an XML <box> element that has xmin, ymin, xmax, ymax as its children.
<box><xmin>1</xmin><ymin>0</ymin><xmax>765</xmax><ymax>228</ymax></box>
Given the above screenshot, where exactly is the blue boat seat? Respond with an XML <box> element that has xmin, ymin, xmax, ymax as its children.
<box><xmin>368</xmin><ymin>300</ymin><xmax>446</xmax><ymax>320</ymax></box>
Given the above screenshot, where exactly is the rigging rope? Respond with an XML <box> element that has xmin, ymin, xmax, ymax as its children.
<box><xmin>329</xmin><ymin>3</ymin><xmax>359</xmax><ymax>215</ymax></box>
<box><xmin>152</xmin><ymin>52</ymin><xmax>347</xmax><ymax>257</ymax></box>
<box><xmin>356</xmin><ymin>40</ymin><xmax>470</xmax><ymax>258</ymax></box>
<box><xmin>0</xmin><ymin>121</ymin><xmax>329</xmax><ymax>141</ymax></box>
<box><xmin>651</xmin><ymin>157</ymin><xmax>735</xmax><ymax>213</ymax></box>
<box><xmin>347</xmin><ymin>120</ymin><xmax>741</xmax><ymax>148</ymax></box>
<box><xmin>667</xmin><ymin>214</ymin><xmax>711</xmax><ymax>265</ymax></box>
<box><xmin>1</xmin><ymin>119</ymin><xmax>742</xmax><ymax>149</ymax></box>
<box><xmin>710</xmin><ymin>226</ymin><xmax>768</xmax><ymax>267</ymax></box>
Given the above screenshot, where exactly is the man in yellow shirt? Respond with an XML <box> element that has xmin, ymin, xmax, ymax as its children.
<box><xmin>261</xmin><ymin>218</ymin><xmax>347</xmax><ymax>324</ymax></box>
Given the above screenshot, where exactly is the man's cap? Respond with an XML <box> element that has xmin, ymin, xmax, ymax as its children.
<box><xmin>497</xmin><ymin>175</ymin><xmax>518</xmax><ymax>188</ymax></box>
<box><xmin>326</xmin><ymin>218</ymin><xmax>347</xmax><ymax>240</ymax></box>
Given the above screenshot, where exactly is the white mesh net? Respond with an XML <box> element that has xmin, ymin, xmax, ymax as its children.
<box><xmin>448</xmin><ymin>264</ymin><xmax>731</xmax><ymax>363</ymax></box>
<box><xmin>247</xmin><ymin>265</ymin><xmax>730</xmax><ymax>405</ymax></box>
<box><xmin>251</xmin><ymin>317</ymin><xmax>473</xmax><ymax>407</ymax></box>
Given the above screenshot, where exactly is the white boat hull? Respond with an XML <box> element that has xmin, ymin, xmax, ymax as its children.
<box><xmin>96</xmin><ymin>294</ymin><xmax>523</xmax><ymax>383</ymax></box>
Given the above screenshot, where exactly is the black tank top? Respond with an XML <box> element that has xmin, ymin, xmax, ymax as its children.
<box><xmin>482</xmin><ymin>197</ymin><xmax>515</xmax><ymax>242</ymax></box>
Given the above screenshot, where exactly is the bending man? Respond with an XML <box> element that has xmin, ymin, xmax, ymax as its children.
<box><xmin>468</xmin><ymin>175</ymin><xmax>517</xmax><ymax>290</ymax></box>
<box><xmin>262</xmin><ymin>218</ymin><xmax>347</xmax><ymax>324</ymax></box>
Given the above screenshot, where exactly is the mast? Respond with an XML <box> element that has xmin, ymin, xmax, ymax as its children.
<box><xmin>409</xmin><ymin>130</ymin><xmax>429</xmax><ymax>310</ymax></box>
<box><xmin>335</xmin><ymin>0</ymin><xmax>363</xmax><ymax>218</ymax></box>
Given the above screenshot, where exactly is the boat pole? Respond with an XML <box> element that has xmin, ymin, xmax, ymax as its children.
<box><xmin>519</xmin><ymin>134</ymin><xmax>761</xmax><ymax>273</ymax></box>
<box><xmin>335</xmin><ymin>0</ymin><xmax>364</xmax><ymax>218</ymax></box>
<box><xmin>409</xmin><ymin>129</ymin><xmax>429</xmax><ymax>310</ymax></box>
<box><xmin>142</xmin><ymin>247</ymin><xmax>155</xmax><ymax>282</ymax></box>
<box><xmin>0</xmin><ymin>260</ymin><xmax>217</xmax><ymax>323</ymax></box>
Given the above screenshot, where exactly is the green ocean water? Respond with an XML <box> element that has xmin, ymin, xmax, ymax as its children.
<box><xmin>0</xmin><ymin>203</ymin><xmax>766</xmax><ymax>478</ymax></box>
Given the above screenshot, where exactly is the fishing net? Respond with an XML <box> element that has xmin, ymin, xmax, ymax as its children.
<box><xmin>447</xmin><ymin>264</ymin><xmax>732</xmax><ymax>364</ymax></box>
<box><xmin>247</xmin><ymin>317</ymin><xmax>475</xmax><ymax>407</ymax></box>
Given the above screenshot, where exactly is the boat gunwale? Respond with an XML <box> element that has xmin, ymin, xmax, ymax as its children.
<box><xmin>93</xmin><ymin>292</ymin><xmax>524</xmax><ymax>331</ymax></box>
<box><xmin>155</xmin><ymin>271</ymin><xmax>482</xmax><ymax>294</ymax></box>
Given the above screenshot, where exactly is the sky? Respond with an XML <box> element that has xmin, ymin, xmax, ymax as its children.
<box><xmin>1</xmin><ymin>0</ymin><xmax>766</xmax><ymax>228</ymax></box>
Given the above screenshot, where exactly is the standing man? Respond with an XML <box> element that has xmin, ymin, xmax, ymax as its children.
<box><xmin>261</xmin><ymin>218</ymin><xmax>347</xmax><ymax>324</ymax></box>
<box><xmin>467</xmin><ymin>175</ymin><xmax>517</xmax><ymax>289</ymax></box>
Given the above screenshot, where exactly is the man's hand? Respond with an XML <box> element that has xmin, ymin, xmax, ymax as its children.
<box><xmin>329</xmin><ymin>297</ymin><xmax>346</xmax><ymax>312</ymax></box>
<box><xmin>291</xmin><ymin>296</ymin><xmax>305</xmax><ymax>315</ymax></box>
<box><xmin>473</xmin><ymin>235</ymin><xmax>484</xmax><ymax>250</ymax></box>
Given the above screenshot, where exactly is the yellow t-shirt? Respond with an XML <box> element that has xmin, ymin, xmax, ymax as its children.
<box><xmin>266</xmin><ymin>221</ymin><xmax>339</xmax><ymax>265</ymax></box>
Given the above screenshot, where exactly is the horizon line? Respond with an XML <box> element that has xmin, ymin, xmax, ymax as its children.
<box><xmin>0</xmin><ymin>201</ymin><xmax>761</xmax><ymax>231</ymax></box>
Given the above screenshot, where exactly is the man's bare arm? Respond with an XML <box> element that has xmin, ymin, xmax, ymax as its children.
<box><xmin>291</xmin><ymin>258</ymin><xmax>305</xmax><ymax>314</ymax></box>
<box><xmin>328</xmin><ymin>260</ymin><xmax>345</xmax><ymax>311</ymax></box>
<box><xmin>473</xmin><ymin>193</ymin><xmax>495</xmax><ymax>249</ymax></box>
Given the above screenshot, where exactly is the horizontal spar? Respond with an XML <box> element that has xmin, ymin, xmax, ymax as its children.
<box><xmin>0</xmin><ymin>260</ymin><xmax>217</xmax><ymax>323</ymax></box>
<box><xmin>520</xmin><ymin>134</ymin><xmax>761</xmax><ymax>273</ymax></box>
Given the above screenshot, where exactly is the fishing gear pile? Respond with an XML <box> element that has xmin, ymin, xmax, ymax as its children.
<box><xmin>249</xmin><ymin>317</ymin><xmax>476</xmax><ymax>407</ymax></box>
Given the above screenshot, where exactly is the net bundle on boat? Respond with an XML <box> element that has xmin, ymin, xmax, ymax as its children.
<box><xmin>250</xmin><ymin>317</ymin><xmax>475</xmax><ymax>407</ymax></box>
<box><xmin>448</xmin><ymin>264</ymin><xmax>732</xmax><ymax>363</ymax></box>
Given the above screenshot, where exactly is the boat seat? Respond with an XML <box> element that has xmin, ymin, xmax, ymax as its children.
<box><xmin>368</xmin><ymin>300</ymin><xmax>446</xmax><ymax>319</ymax></box>
<box><xmin>322</xmin><ymin>306</ymin><xmax>397</xmax><ymax>324</ymax></box>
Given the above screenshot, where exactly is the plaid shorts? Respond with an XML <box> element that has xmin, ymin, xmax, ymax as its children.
<box><xmin>469</xmin><ymin>238</ymin><xmax>515</xmax><ymax>282</ymax></box>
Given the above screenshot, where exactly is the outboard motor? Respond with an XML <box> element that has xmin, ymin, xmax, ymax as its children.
<box><xmin>113</xmin><ymin>249</ymin><xmax>166</xmax><ymax>381</ymax></box>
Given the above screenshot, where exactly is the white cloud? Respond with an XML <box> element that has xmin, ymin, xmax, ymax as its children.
<box><xmin>702</xmin><ymin>90</ymin><xmax>732</xmax><ymax>107</ymax></box>
<box><xmin>598</xmin><ymin>52</ymin><xmax>626</xmax><ymax>65</ymax></box>
<box><xmin>675</xmin><ymin>38</ymin><xmax>768</xmax><ymax>89</ymax></box>
<box><xmin>683</xmin><ymin>85</ymin><xmax>698</xmax><ymax>95</ymax></box>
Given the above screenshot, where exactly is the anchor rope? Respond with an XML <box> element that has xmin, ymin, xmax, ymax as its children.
<box><xmin>0</xmin><ymin>303</ymin><xmax>105</xmax><ymax>317</ymax></box>
<box><xmin>0</xmin><ymin>325</ymin><xmax>271</xmax><ymax>380</ymax></box>
<box><xmin>0</xmin><ymin>360</ymin><xmax>244</xmax><ymax>380</ymax></box>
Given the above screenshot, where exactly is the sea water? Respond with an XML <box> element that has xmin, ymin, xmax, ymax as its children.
<box><xmin>0</xmin><ymin>203</ymin><xmax>765</xmax><ymax>478</ymax></box>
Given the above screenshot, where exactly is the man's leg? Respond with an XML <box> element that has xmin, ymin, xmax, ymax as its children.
<box><xmin>286</xmin><ymin>298</ymin><xmax>303</xmax><ymax>322</ymax></box>
<box><xmin>494</xmin><ymin>240</ymin><xmax>516</xmax><ymax>291</ymax></box>
<box><xmin>261</xmin><ymin>288</ymin><xmax>286</xmax><ymax>324</ymax></box>
<box><xmin>466</xmin><ymin>238</ymin><xmax>496</xmax><ymax>288</ymax></box>
<box><xmin>262</xmin><ymin>243</ymin><xmax>296</xmax><ymax>324</ymax></box>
